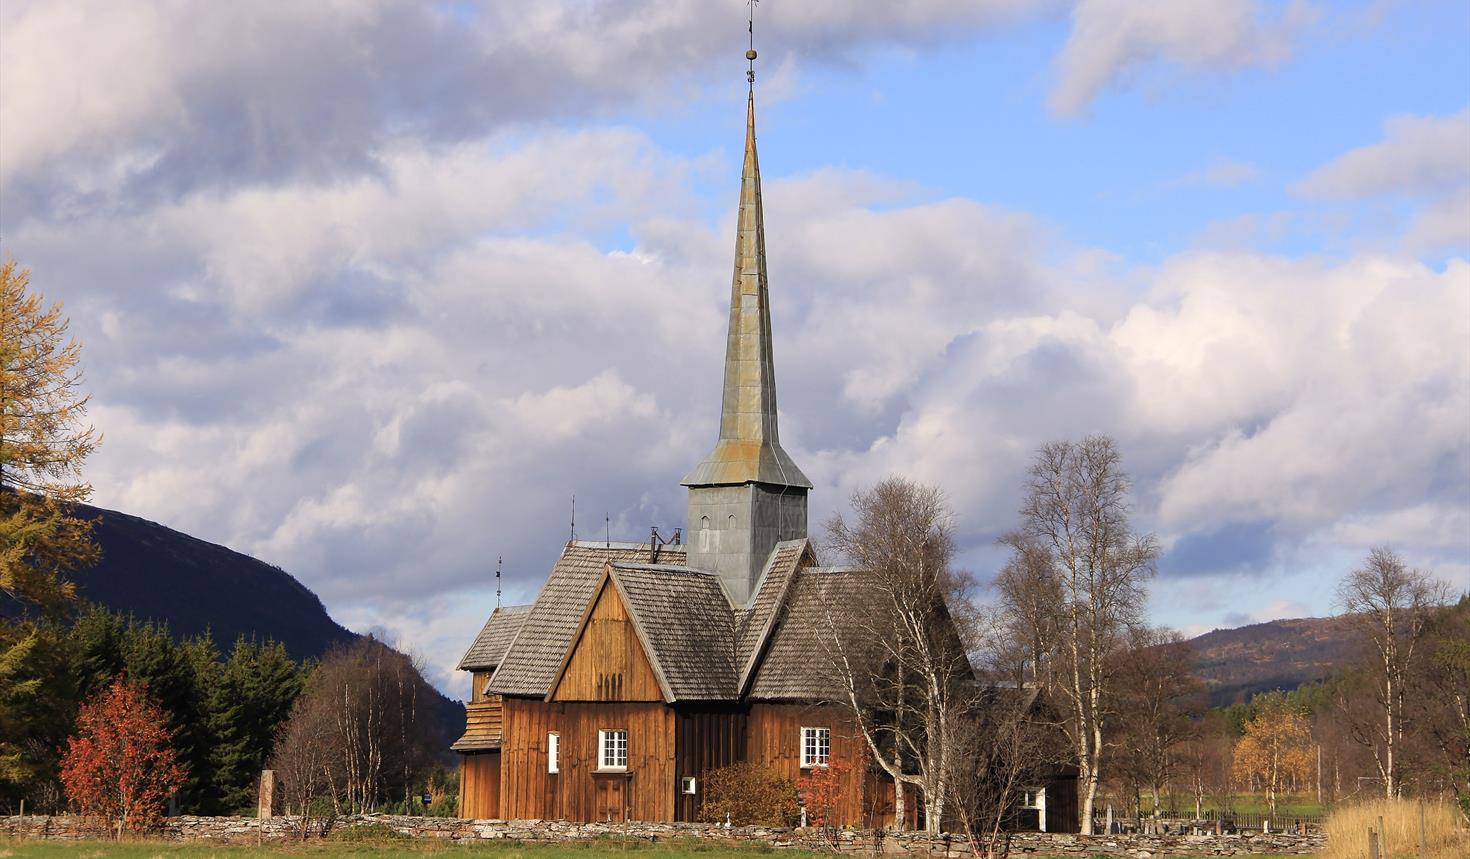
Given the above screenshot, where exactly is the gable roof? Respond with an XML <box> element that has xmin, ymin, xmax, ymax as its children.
<box><xmin>486</xmin><ymin>541</ymin><xmax>687</xmax><ymax>697</ymax></box>
<box><xmin>541</xmin><ymin>562</ymin><xmax>739</xmax><ymax>702</ymax></box>
<box><xmin>735</xmin><ymin>538</ymin><xmax>811</xmax><ymax>694</ymax></box>
<box><xmin>746</xmin><ymin>566</ymin><xmax>868</xmax><ymax>701</ymax></box>
<box><xmin>457</xmin><ymin>604</ymin><xmax>532</xmax><ymax>671</ymax></box>
<box><xmin>610</xmin><ymin>563</ymin><xmax>738</xmax><ymax>700</ymax></box>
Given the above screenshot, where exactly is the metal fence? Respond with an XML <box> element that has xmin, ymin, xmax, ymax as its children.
<box><xmin>1091</xmin><ymin>808</ymin><xmax>1327</xmax><ymax>835</ymax></box>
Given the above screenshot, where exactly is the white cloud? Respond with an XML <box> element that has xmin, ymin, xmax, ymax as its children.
<box><xmin>1049</xmin><ymin>0</ymin><xmax>1311</xmax><ymax>117</ymax></box>
<box><xmin>1406</xmin><ymin>187</ymin><xmax>1470</xmax><ymax>251</ymax></box>
<box><xmin>0</xmin><ymin>0</ymin><xmax>1046</xmax><ymax>206</ymax></box>
<box><xmin>1295</xmin><ymin>108</ymin><xmax>1470</xmax><ymax>199</ymax></box>
<box><xmin>1176</xmin><ymin>158</ymin><xmax>1261</xmax><ymax>188</ymax></box>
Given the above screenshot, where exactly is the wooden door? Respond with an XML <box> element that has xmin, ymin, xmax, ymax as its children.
<box><xmin>594</xmin><ymin>776</ymin><xmax>628</xmax><ymax>822</ymax></box>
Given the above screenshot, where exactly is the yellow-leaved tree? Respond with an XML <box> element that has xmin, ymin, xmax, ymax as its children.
<box><xmin>1</xmin><ymin>258</ymin><xmax>100</xmax><ymax>800</ymax></box>
<box><xmin>1</xmin><ymin>258</ymin><xmax>99</xmax><ymax>613</ymax></box>
<box><xmin>1231</xmin><ymin>694</ymin><xmax>1314</xmax><ymax>820</ymax></box>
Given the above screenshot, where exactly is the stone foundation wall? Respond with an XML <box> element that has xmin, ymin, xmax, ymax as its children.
<box><xmin>0</xmin><ymin>814</ymin><xmax>1324</xmax><ymax>856</ymax></box>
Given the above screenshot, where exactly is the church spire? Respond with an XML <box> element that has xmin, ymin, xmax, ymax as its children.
<box><xmin>682</xmin><ymin>18</ymin><xmax>810</xmax><ymax>605</ymax></box>
<box><xmin>681</xmin><ymin>82</ymin><xmax>811</xmax><ymax>491</ymax></box>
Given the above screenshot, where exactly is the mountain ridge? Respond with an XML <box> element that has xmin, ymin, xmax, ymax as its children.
<box><xmin>1185</xmin><ymin>614</ymin><xmax>1360</xmax><ymax>706</ymax></box>
<box><xmin>71</xmin><ymin>502</ymin><xmax>358</xmax><ymax>661</ymax></box>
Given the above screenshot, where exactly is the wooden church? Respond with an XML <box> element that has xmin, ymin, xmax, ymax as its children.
<box><xmin>454</xmin><ymin>74</ymin><xmax>924</xmax><ymax>827</ymax></box>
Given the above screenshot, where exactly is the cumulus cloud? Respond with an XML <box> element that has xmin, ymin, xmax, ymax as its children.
<box><xmin>0</xmin><ymin>0</ymin><xmax>1046</xmax><ymax>217</ymax></box>
<box><xmin>1295</xmin><ymin>108</ymin><xmax>1470</xmax><ymax>199</ymax></box>
<box><xmin>1049</xmin><ymin>0</ymin><xmax>1312</xmax><ymax>117</ymax></box>
<box><xmin>1291</xmin><ymin>107</ymin><xmax>1470</xmax><ymax>256</ymax></box>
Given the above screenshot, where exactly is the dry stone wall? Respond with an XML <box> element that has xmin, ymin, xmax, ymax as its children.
<box><xmin>0</xmin><ymin>814</ymin><xmax>1324</xmax><ymax>855</ymax></box>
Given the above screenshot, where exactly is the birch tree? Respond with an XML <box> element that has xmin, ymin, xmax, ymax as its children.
<box><xmin>1336</xmin><ymin>546</ymin><xmax>1447</xmax><ymax>797</ymax></box>
<box><xmin>821</xmin><ymin>477</ymin><xmax>974</xmax><ymax>833</ymax></box>
<box><xmin>1007</xmin><ymin>436</ymin><xmax>1157</xmax><ymax>834</ymax></box>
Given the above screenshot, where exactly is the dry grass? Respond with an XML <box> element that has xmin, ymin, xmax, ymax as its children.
<box><xmin>1322</xmin><ymin>798</ymin><xmax>1468</xmax><ymax>859</ymax></box>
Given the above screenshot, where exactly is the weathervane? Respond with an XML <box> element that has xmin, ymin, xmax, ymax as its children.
<box><xmin>746</xmin><ymin>0</ymin><xmax>758</xmax><ymax>86</ymax></box>
<box><xmin>495</xmin><ymin>556</ymin><xmax>502</xmax><ymax>608</ymax></box>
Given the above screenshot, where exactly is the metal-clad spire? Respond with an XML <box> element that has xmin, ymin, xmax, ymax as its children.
<box><xmin>682</xmin><ymin>81</ymin><xmax>811</xmax><ymax>490</ymax></box>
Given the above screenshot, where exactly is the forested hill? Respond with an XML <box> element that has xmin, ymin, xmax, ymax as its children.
<box><xmin>70</xmin><ymin>502</ymin><xmax>356</xmax><ymax>661</ymax></box>
<box><xmin>69</xmin><ymin>502</ymin><xmax>464</xmax><ymax>754</ymax></box>
<box><xmin>1187</xmin><ymin>615</ymin><xmax>1361</xmax><ymax>706</ymax></box>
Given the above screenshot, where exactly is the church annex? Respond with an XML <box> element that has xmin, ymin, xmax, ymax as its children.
<box><xmin>452</xmin><ymin>77</ymin><xmax>913</xmax><ymax>827</ymax></box>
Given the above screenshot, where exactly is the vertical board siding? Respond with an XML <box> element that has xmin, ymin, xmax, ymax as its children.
<box><xmin>470</xmin><ymin>672</ymin><xmax>491</xmax><ymax>703</ymax></box>
<box><xmin>673</xmin><ymin>706</ymin><xmax>748</xmax><ymax>821</ymax></box>
<box><xmin>501</xmin><ymin>697</ymin><xmax>676</xmax><ymax>822</ymax></box>
<box><xmin>553</xmin><ymin>580</ymin><xmax>664</xmax><ymax>703</ymax></box>
<box><xmin>458</xmin><ymin>751</ymin><xmax>501</xmax><ymax>819</ymax></box>
<box><xmin>746</xmin><ymin>702</ymin><xmax>879</xmax><ymax>827</ymax></box>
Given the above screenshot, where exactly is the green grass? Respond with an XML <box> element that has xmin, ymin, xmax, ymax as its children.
<box><xmin>0</xmin><ymin>839</ymin><xmax>828</xmax><ymax>859</ymax></box>
<box><xmin>1160</xmin><ymin>794</ymin><xmax>1326</xmax><ymax>817</ymax></box>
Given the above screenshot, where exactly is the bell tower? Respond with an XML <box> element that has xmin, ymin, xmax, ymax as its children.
<box><xmin>683</xmin><ymin>60</ymin><xmax>811</xmax><ymax>605</ymax></box>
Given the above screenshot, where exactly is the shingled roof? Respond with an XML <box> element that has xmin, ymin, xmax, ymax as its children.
<box><xmin>457</xmin><ymin>604</ymin><xmax>532</xmax><ymax>671</ymax></box>
<box><xmin>487</xmin><ymin>541</ymin><xmax>687</xmax><ymax>697</ymax></box>
<box><xmin>746</xmin><ymin>566</ymin><xmax>868</xmax><ymax>701</ymax></box>
<box><xmin>735</xmin><ymin>539</ymin><xmax>811</xmax><ymax>693</ymax></box>
<box><xmin>605</xmin><ymin>563</ymin><xmax>739</xmax><ymax>701</ymax></box>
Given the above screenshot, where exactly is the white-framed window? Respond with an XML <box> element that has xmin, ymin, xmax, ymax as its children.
<box><xmin>800</xmin><ymin>726</ymin><xmax>830</xmax><ymax>768</ymax></box>
<box><xmin>547</xmin><ymin>732</ymin><xmax>560</xmax><ymax>774</ymax></box>
<box><xmin>598</xmin><ymin>729</ymin><xmax>628</xmax><ymax>770</ymax></box>
<box><xmin>1019</xmin><ymin>788</ymin><xmax>1044</xmax><ymax>809</ymax></box>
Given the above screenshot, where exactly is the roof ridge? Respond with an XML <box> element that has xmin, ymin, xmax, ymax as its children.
<box><xmin>735</xmin><ymin>539</ymin><xmax>812</xmax><ymax>695</ymax></box>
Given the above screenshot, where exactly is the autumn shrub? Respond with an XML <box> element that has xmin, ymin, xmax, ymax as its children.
<box><xmin>796</xmin><ymin>760</ymin><xmax>852</xmax><ymax>831</ymax></box>
<box><xmin>1322</xmin><ymin>798</ymin><xmax>1468</xmax><ymax>859</ymax></box>
<box><xmin>698</xmin><ymin>761</ymin><xmax>799</xmax><ymax>827</ymax></box>
<box><xmin>58</xmin><ymin>676</ymin><xmax>187</xmax><ymax>836</ymax></box>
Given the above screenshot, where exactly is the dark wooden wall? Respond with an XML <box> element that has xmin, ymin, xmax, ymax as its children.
<box><xmin>553</xmin><ymin>579</ymin><xmax>663</xmax><ymax>703</ymax></box>
<box><xmin>500</xmin><ymin>697</ymin><xmax>676</xmax><ymax>822</ymax></box>
<box><xmin>1044</xmin><ymin>774</ymin><xmax>1080</xmax><ymax>833</ymax></box>
<box><xmin>746</xmin><ymin>702</ymin><xmax>878</xmax><ymax>827</ymax></box>
<box><xmin>459</xmin><ymin>750</ymin><xmax>501</xmax><ymax>819</ymax></box>
<box><xmin>673</xmin><ymin>705</ymin><xmax>747</xmax><ymax>821</ymax></box>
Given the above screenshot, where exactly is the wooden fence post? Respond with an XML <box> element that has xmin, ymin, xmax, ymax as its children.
<box><xmin>1368</xmin><ymin>827</ymin><xmax>1380</xmax><ymax>859</ymax></box>
<box><xmin>1418</xmin><ymin>798</ymin><xmax>1426</xmax><ymax>856</ymax></box>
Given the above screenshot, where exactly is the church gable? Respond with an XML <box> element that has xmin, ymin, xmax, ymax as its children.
<box><xmin>550</xmin><ymin>575</ymin><xmax>666</xmax><ymax>703</ymax></box>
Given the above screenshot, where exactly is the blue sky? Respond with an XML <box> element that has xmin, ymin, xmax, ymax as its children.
<box><xmin>1</xmin><ymin>0</ymin><xmax>1466</xmax><ymax>696</ymax></box>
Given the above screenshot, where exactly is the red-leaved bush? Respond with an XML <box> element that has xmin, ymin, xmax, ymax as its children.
<box><xmin>59</xmin><ymin>676</ymin><xmax>188</xmax><ymax>835</ymax></box>
<box><xmin>797</xmin><ymin>759</ymin><xmax>852</xmax><ymax>831</ymax></box>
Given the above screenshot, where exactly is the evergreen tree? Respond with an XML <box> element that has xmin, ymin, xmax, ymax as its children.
<box><xmin>209</xmin><ymin>637</ymin><xmax>305</xmax><ymax>813</ymax></box>
<box><xmin>0</xmin><ymin>621</ymin><xmax>75</xmax><ymax>810</ymax></box>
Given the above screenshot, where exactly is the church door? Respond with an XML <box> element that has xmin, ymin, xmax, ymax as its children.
<box><xmin>594</xmin><ymin>775</ymin><xmax>628</xmax><ymax>822</ymax></box>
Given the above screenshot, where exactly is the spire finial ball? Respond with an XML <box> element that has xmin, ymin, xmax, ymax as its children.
<box><xmin>746</xmin><ymin>49</ymin><xmax>757</xmax><ymax>61</ymax></box>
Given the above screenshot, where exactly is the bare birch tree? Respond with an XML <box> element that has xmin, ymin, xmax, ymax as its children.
<box><xmin>821</xmin><ymin>477</ymin><xmax>975</xmax><ymax>833</ymax></box>
<box><xmin>951</xmin><ymin>605</ymin><xmax>1066</xmax><ymax>858</ymax></box>
<box><xmin>270</xmin><ymin>637</ymin><xmax>439</xmax><ymax>817</ymax></box>
<box><xmin>1336</xmin><ymin>546</ymin><xmax>1448</xmax><ymax>797</ymax></box>
<box><xmin>1112</xmin><ymin>627</ymin><xmax>1203</xmax><ymax>830</ymax></box>
<box><xmin>994</xmin><ymin>534</ymin><xmax>1063</xmax><ymax>686</ymax></box>
<box><xmin>1006</xmin><ymin>436</ymin><xmax>1157</xmax><ymax>834</ymax></box>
